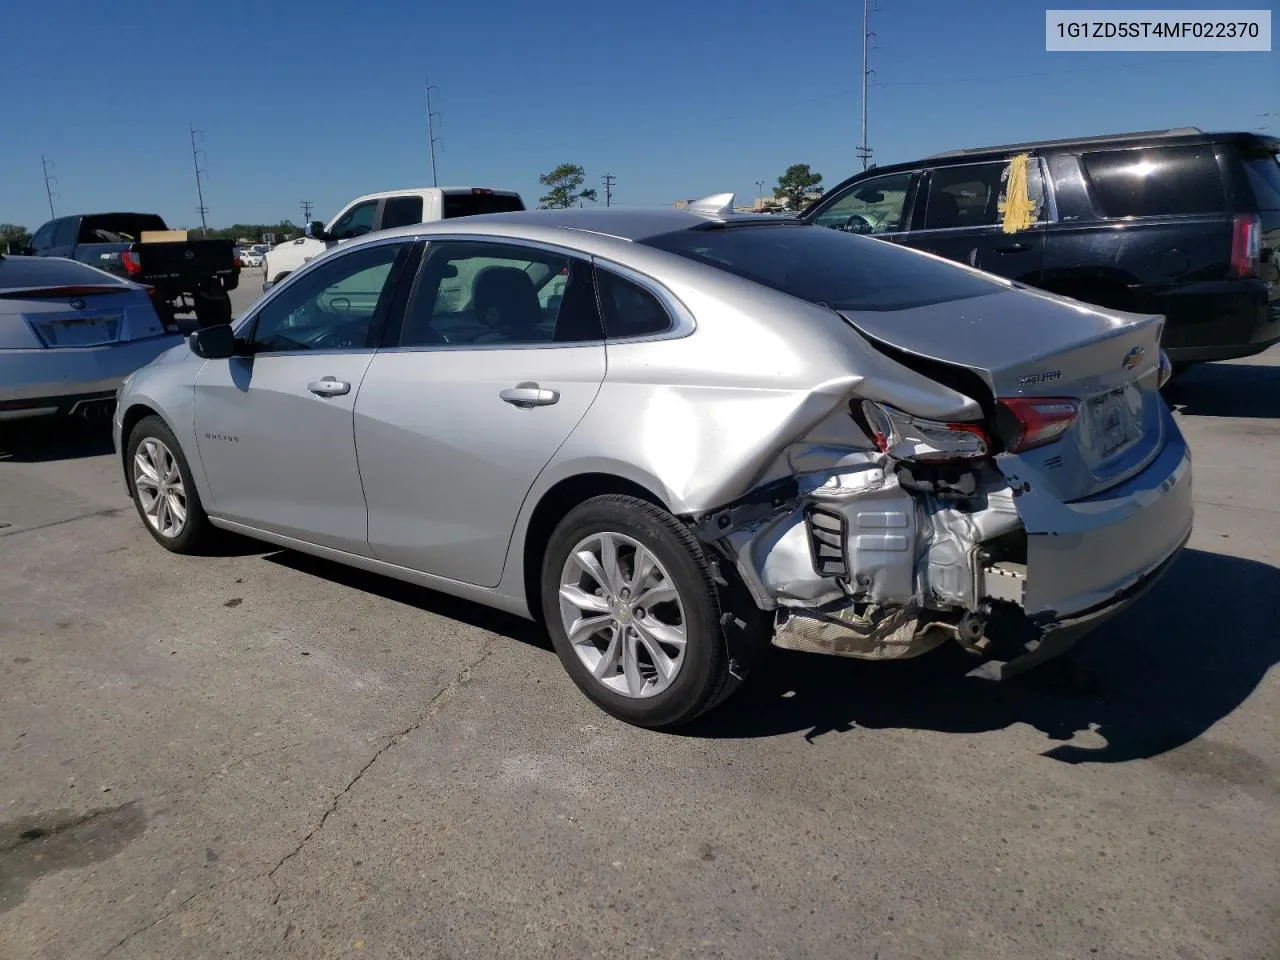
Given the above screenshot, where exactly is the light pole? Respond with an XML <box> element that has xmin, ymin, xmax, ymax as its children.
<box><xmin>755</xmin><ymin>180</ymin><xmax>765</xmax><ymax>210</ymax></box>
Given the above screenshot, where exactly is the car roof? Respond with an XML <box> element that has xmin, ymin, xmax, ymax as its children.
<box><xmin>362</xmin><ymin>206</ymin><xmax>786</xmax><ymax>244</ymax></box>
<box><xmin>0</xmin><ymin>255</ymin><xmax>131</xmax><ymax>292</ymax></box>
<box><xmin>810</xmin><ymin>129</ymin><xmax>1279</xmax><ymax>214</ymax></box>
<box><xmin>345</xmin><ymin>186</ymin><xmax>524</xmax><ymax>205</ymax></box>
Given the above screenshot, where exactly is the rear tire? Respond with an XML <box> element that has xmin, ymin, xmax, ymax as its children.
<box><xmin>540</xmin><ymin>495</ymin><xmax>738</xmax><ymax>728</ymax></box>
<box><xmin>126</xmin><ymin>415</ymin><xmax>215</xmax><ymax>554</ymax></box>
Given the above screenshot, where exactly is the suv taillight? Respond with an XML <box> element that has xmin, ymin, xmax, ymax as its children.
<box><xmin>120</xmin><ymin>250</ymin><xmax>142</xmax><ymax>276</ymax></box>
<box><xmin>998</xmin><ymin>397</ymin><xmax>1079</xmax><ymax>452</ymax></box>
<box><xmin>861</xmin><ymin>401</ymin><xmax>989</xmax><ymax>463</ymax></box>
<box><xmin>1231</xmin><ymin>214</ymin><xmax>1261</xmax><ymax>278</ymax></box>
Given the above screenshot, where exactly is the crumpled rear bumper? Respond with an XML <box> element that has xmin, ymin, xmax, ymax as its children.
<box><xmin>987</xmin><ymin>409</ymin><xmax>1193</xmax><ymax>624</ymax></box>
<box><xmin>706</xmin><ymin>410</ymin><xmax>1192</xmax><ymax>671</ymax></box>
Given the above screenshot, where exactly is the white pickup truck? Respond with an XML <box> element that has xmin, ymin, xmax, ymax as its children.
<box><xmin>262</xmin><ymin>186</ymin><xmax>525</xmax><ymax>291</ymax></box>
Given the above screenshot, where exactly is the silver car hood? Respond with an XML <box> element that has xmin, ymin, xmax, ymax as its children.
<box><xmin>838</xmin><ymin>289</ymin><xmax>1165</xmax><ymax>399</ymax></box>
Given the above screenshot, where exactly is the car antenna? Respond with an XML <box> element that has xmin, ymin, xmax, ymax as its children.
<box><xmin>687</xmin><ymin>193</ymin><xmax>736</xmax><ymax>216</ymax></box>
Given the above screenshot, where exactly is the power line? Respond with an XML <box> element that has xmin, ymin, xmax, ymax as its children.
<box><xmin>601</xmin><ymin>173</ymin><xmax>616</xmax><ymax>207</ymax></box>
<box><xmin>425</xmin><ymin>77</ymin><xmax>442</xmax><ymax>187</ymax></box>
<box><xmin>300</xmin><ymin>200</ymin><xmax>314</xmax><ymax>224</ymax></box>
<box><xmin>41</xmin><ymin>155</ymin><xmax>58</xmax><ymax>219</ymax></box>
<box><xmin>189</xmin><ymin>123</ymin><xmax>209</xmax><ymax>236</ymax></box>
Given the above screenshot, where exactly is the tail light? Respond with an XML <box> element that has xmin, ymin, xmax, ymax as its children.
<box><xmin>861</xmin><ymin>401</ymin><xmax>989</xmax><ymax>463</ymax></box>
<box><xmin>120</xmin><ymin>250</ymin><xmax>142</xmax><ymax>276</ymax></box>
<box><xmin>998</xmin><ymin>397</ymin><xmax>1079</xmax><ymax>452</ymax></box>
<box><xmin>1231</xmin><ymin>214</ymin><xmax>1261</xmax><ymax>278</ymax></box>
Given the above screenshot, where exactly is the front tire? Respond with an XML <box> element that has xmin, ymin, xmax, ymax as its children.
<box><xmin>540</xmin><ymin>495</ymin><xmax>738</xmax><ymax>728</ymax></box>
<box><xmin>126</xmin><ymin>415</ymin><xmax>214</xmax><ymax>553</ymax></box>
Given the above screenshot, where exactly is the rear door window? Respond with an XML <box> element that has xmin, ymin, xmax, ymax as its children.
<box><xmin>596</xmin><ymin>269</ymin><xmax>672</xmax><ymax>338</ymax></box>
<box><xmin>52</xmin><ymin>219</ymin><xmax>77</xmax><ymax>248</ymax></box>
<box><xmin>442</xmin><ymin>192</ymin><xmax>525</xmax><ymax>219</ymax></box>
<box><xmin>921</xmin><ymin>160</ymin><xmax>1046</xmax><ymax>231</ymax></box>
<box><xmin>1240</xmin><ymin>149</ymin><xmax>1280</xmax><ymax>211</ymax></box>
<box><xmin>1082</xmin><ymin>144</ymin><xmax>1224</xmax><ymax>217</ymax></box>
<box><xmin>79</xmin><ymin>214</ymin><xmax>167</xmax><ymax>242</ymax></box>
<box><xmin>380</xmin><ymin>195</ymin><xmax>425</xmax><ymax>229</ymax></box>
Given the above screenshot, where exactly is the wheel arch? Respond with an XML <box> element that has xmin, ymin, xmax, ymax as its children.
<box><xmin>119</xmin><ymin>401</ymin><xmax>166</xmax><ymax>493</ymax></box>
<box><xmin>517</xmin><ymin>471</ymin><xmax>669</xmax><ymax>624</ymax></box>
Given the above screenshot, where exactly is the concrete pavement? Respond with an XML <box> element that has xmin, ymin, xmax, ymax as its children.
<box><xmin>1</xmin><ymin>350</ymin><xmax>1277</xmax><ymax>959</ymax></box>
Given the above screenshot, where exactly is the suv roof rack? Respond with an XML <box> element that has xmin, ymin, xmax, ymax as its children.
<box><xmin>925</xmin><ymin>127</ymin><xmax>1204</xmax><ymax>159</ymax></box>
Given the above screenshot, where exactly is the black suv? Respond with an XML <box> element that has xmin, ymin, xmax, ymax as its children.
<box><xmin>803</xmin><ymin>128</ymin><xmax>1280</xmax><ymax>372</ymax></box>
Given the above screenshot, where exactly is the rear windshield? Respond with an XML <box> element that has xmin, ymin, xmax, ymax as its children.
<box><xmin>79</xmin><ymin>214</ymin><xmax>168</xmax><ymax>243</ymax></box>
<box><xmin>1241</xmin><ymin>149</ymin><xmax>1280</xmax><ymax>211</ymax></box>
<box><xmin>1082</xmin><ymin>145</ymin><xmax>1224</xmax><ymax>218</ymax></box>
<box><xmin>640</xmin><ymin>224</ymin><xmax>1002</xmax><ymax>312</ymax></box>
<box><xmin>0</xmin><ymin>255</ymin><xmax>123</xmax><ymax>291</ymax></box>
<box><xmin>442</xmin><ymin>193</ymin><xmax>525</xmax><ymax>219</ymax></box>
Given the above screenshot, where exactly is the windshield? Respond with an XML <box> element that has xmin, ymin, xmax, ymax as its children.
<box><xmin>641</xmin><ymin>223</ymin><xmax>1002</xmax><ymax>311</ymax></box>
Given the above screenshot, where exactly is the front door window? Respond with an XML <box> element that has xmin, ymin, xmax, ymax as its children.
<box><xmin>249</xmin><ymin>242</ymin><xmax>405</xmax><ymax>353</ymax></box>
<box><xmin>811</xmin><ymin>172</ymin><xmax>916</xmax><ymax>235</ymax></box>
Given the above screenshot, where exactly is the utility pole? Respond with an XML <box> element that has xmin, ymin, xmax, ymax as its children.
<box><xmin>189</xmin><ymin>123</ymin><xmax>210</xmax><ymax>236</ymax></box>
<box><xmin>858</xmin><ymin>0</ymin><xmax>878</xmax><ymax>171</ymax></box>
<box><xmin>755</xmin><ymin>179</ymin><xmax>765</xmax><ymax>210</ymax></box>
<box><xmin>300</xmin><ymin>200</ymin><xmax>314</xmax><ymax>224</ymax></box>
<box><xmin>601</xmin><ymin>173</ymin><xmax>616</xmax><ymax>207</ymax></box>
<box><xmin>41</xmin><ymin>155</ymin><xmax>58</xmax><ymax>219</ymax></box>
<box><xmin>425</xmin><ymin>77</ymin><xmax>442</xmax><ymax>187</ymax></box>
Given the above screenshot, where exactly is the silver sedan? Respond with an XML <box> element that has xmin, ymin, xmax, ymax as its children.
<box><xmin>112</xmin><ymin>203</ymin><xmax>1192</xmax><ymax>727</ymax></box>
<box><xmin>2</xmin><ymin>255</ymin><xmax>181</xmax><ymax>422</ymax></box>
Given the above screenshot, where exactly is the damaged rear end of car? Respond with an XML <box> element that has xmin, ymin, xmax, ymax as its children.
<box><xmin>641</xmin><ymin>221</ymin><xmax>1193</xmax><ymax>677</ymax></box>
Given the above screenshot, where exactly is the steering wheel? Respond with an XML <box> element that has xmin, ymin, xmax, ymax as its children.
<box><xmin>840</xmin><ymin>213</ymin><xmax>876</xmax><ymax>234</ymax></box>
<box><xmin>309</xmin><ymin>318</ymin><xmax>371</xmax><ymax>350</ymax></box>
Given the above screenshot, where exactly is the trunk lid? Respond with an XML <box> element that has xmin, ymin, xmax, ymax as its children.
<box><xmin>839</xmin><ymin>287</ymin><xmax>1168</xmax><ymax>501</ymax></box>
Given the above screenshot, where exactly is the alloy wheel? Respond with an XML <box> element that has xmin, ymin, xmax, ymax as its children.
<box><xmin>558</xmin><ymin>531</ymin><xmax>688</xmax><ymax>698</ymax></box>
<box><xmin>133</xmin><ymin>438</ymin><xmax>187</xmax><ymax>539</ymax></box>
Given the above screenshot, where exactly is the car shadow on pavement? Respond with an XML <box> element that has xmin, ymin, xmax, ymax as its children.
<box><xmin>263</xmin><ymin>550</ymin><xmax>552</xmax><ymax>651</ymax></box>
<box><xmin>1164</xmin><ymin>358</ymin><xmax>1280</xmax><ymax>419</ymax></box>
<box><xmin>0</xmin><ymin>419</ymin><xmax>115</xmax><ymax>463</ymax></box>
<box><xmin>686</xmin><ymin>548</ymin><xmax>1280</xmax><ymax>765</ymax></box>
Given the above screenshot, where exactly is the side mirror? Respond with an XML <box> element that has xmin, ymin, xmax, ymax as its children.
<box><xmin>188</xmin><ymin>323</ymin><xmax>238</xmax><ymax>359</ymax></box>
<box><xmin>308</xmin><ymin>221</ymin><xmax>328</xmax><ymax>241</ymax></box>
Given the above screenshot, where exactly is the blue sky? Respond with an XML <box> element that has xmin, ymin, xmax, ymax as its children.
<box><xmin>1</xmin><ymin>0</ymin><xmax>1275</xmax><ymax>230</ymax></box>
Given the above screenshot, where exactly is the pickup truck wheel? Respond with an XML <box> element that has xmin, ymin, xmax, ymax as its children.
<box><xmin>193</xmin><ymin>289</ymin><xmax>232</xmax><ymax>327</ymax></box>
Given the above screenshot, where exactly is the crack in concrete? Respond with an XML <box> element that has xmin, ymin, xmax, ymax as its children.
<box><xmin>266</xmin><ymin>643</ymin><xmax>495</xmax><ymax>904</ymax></box>
<box><xmin>100</xmin><ymin>880</ymin><xmax>224</xmax><ymax>958</ymax></box>
<box><xmin>0</xmin><ymin>507</ymin><xmax>123</xmax><ymax>538</ymax></box>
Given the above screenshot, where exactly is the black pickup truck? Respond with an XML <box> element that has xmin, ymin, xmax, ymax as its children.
<box><xmin>23</xmin><ymin>212</ymin><xmax>240</xmax><ymax>326</ymax></box>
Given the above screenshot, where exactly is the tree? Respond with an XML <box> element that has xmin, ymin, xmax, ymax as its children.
<box><xmin>0</xmin><ymin>223</ymin><xmax>32</xmax><ymax>253</ymax></box>
<box><xmin>773</xmin><ymin>164</ymin><xmax>824</xmax><ymax>211</ymax></box>
<box><xmin>538</xmin><ymin>163</ymin><xmax>597</xmax><ymax>209</ymax></box>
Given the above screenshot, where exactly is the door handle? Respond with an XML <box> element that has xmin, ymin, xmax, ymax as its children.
<box><xmin>307</xmin><ymin>377</ymin><xmax>351</xmax><ymax>397</ymax></box>
<box><xmin>500</xmin><ymin>382</ymin><xmax>560</xmax><ymax>408</ymax></box>
<box><xmin>993</xmin><ymin>241</ymin><xmax>1029</xmax><ymax>253</ymax></box>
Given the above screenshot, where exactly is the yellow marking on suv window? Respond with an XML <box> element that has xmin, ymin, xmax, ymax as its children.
<box><xmin>999</xmin><ymin>153</ymin><xmax>1037</xmax><ymax>234</ymax></box>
